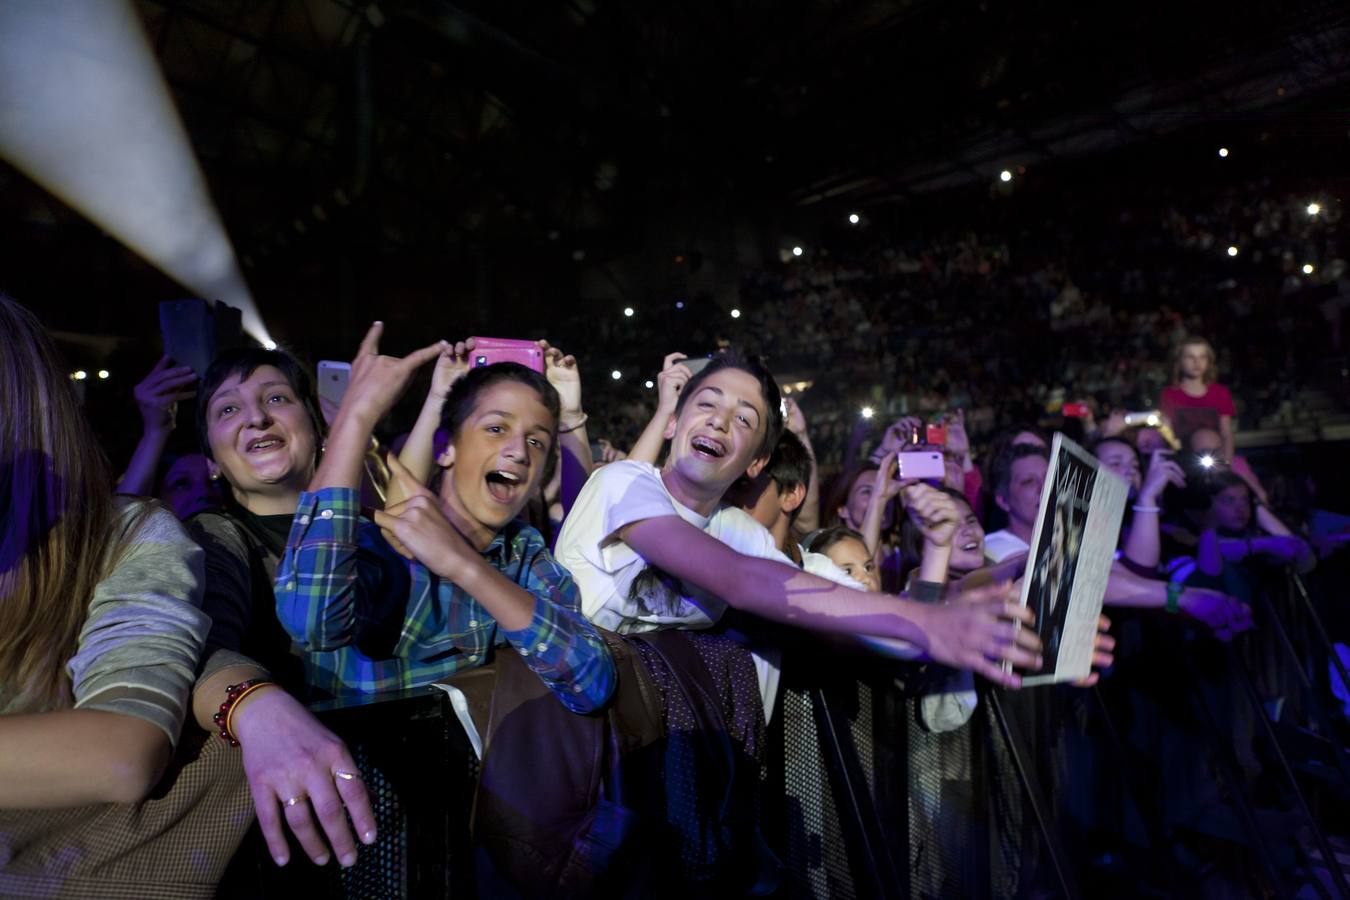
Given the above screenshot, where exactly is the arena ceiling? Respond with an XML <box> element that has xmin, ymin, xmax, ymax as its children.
<box><xmin>4</xmin><ymin>0</ymin><xmax>1350</xmax><ymax>340</ymax></box>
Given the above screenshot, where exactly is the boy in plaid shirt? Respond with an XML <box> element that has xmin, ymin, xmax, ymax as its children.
<box><xmin>274</xmin><ymin>324</ymin><xmax>614</xmax><ymax>712</ymax></box>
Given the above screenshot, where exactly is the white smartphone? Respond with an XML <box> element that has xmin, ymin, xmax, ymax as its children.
<box><xmin>317</xmin><ymin>360</ymin><xmax>351</xmax><ymax>408</ymax></box>
<box><xmin>896</xmin><ymin>450</ymin><xmax>946</xmax><ymax>480</ymax></box>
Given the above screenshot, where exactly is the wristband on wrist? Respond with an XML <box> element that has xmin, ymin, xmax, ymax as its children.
<box><xmin>1165</xmin><ymin>582</ymin><xmax>1183</xmax><ymax>614</ymax></box>
<box><xmin>1132</xmin><ymin>504</ymin><xmax>1161</xmax><ymax>514</ymax></box>
<box><xmin>558</xmin><ymin>412</ymin><xmax>588</xmax><ymax>434</ymax></box>
<box><xmin>213</xmin><ymin>678</ymin><xmax>276</xmax><ymax>747</ymax></box>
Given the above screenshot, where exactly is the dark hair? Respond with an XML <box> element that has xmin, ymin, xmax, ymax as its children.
<box><xmin>825</xmin><ymin>460</ymin><xmax>880</xmax><ymax>527</ymax></box>
<box><xmin>196</xmin><ymin>347</ymin><xmax>323</xmax><ymax>462</ymax></box>
<box><xmin>764</xmin><ymin>430</ymin><xmax>813</xmax><ymax>493</ymax></box>
<box><xmin>805</xmin><ymin>525</ymin><xmax>867</xmax><ymax>557</ymax></box>
<box><xmin>439</xmin><ymin>363</ymin><xmax>562</xmax><ymax>482</ymax></box>
<box><xmin>1090</xmin><ymin>435</ymin><xmax>1140</xmax><ymax>467</ymax></box>
<box><xmin>990</xmin><ymin>443</ymin><xmax>1050</xmax><ymax>501</ymax></box>
<box><xmin>673</xmin><ymin>348</ymin><xmax>783</xmax><ymax>458</ymax></box>
<box><xmin>898</xmin><ymin>486</ymin><xmax>973</xmax><ymax>573</ymax></box>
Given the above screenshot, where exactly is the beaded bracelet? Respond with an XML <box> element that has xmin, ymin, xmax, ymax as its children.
<box><xmin>212</xmin><ymin>678</ymin><xmax>276</xmax><ymax>747</ymax></box>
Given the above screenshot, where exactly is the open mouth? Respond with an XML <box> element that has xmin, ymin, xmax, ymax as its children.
<box><xmin>246</xmin><ymin>435</ymin><xmax>285</xmax><ymax>454</ymax></box>
<box><xmin>690</xmin><ymin>436</ymin><xmax>727</xmax><ymax>459</ymax></box>
<box><xmin>960</xmin><ymin>541</ymin><xmax>980</xmax><ymax>553</ymax></box>
<box><xmin>485</xmin><ymin>469</ymin><xmax>524</xmax><ymax>504</ymax></box>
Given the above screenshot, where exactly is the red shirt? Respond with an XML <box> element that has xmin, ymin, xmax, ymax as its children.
<box><xmin>1160</xmin><ymin>383</ymin><xmax>1235</xmax><ymax>440</ymax></box>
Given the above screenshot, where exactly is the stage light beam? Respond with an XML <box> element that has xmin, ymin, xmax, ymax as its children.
<box><xmin>0</xmin><ymin>0</ymin><xmax>272</xmax><ymax>345</ymax></box>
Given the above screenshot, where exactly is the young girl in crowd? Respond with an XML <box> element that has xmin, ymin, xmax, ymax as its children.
<box><xmin>1160</xmin><ymin>335</ymin><xmax>1236</xmax><ymax>460</ymax></box>
<box><xmin>0</xmin><ymin>294</ymin><xmax>247</xmax><ymax>896</ymax></box>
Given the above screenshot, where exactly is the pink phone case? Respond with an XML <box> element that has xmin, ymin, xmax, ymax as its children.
<box><xmin>468</xmin><ymin>337</ymin><xmax>545</xmax><ymax>373</ymax></box>
<box><xmin>895</xmin><ymin>450</ymin><xmax>946</xmax><ymax>481</ymax></box>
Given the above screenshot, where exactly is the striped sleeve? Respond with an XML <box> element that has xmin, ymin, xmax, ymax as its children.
<box><xmin>68</xmin><ymin>503</ymin><xmax>211</xmax><ymax>747</ymax></box>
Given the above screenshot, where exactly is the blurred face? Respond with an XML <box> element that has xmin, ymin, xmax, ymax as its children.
<box><xmin>949</xmin><ymin>498</ymin><xmax>986</xmax><ymax>573</ymax></box>
<box><xmin>206</xmin><ymin>365</ymin><xmax>317</xmax><ymax>502</ymax></box>
<box><xmin>1190</xmin><ymin>427</ymin><xmax>1223</xmax><ymax>459</ymax></box>
<box><xmin>1211</xmin><ymin>483</ymin><xmax>1252</xmax><ymax>532</ymax></box>
<box><xmin>823</xmin><ymin>536</ymin><xmax>879</xmax><ymax>592</ymax></box>
<box><xmin>158</xmin><ymin>453</ymin><xmax>223</xmax><ymax>520</ymax></box>
<box><xmin>1095</xmin><ymin>440</ymin><xmax>1141</xmax><ymax>492</ymax></box>
<box><xmin>839</xmin><ymin>469</ymin><xmax>893</xmax><ymax>530</ymax></box>
<box><xmin>999</xmin><ymin>454</ymin><xmax>1048</xmax><ymax>531</ymax></box>
<box><xmin>1136</xmin><ymin>427</ymin><xmax>1168</xmax><ymax>455</ymax></box>
<box><xmin>664</xmin><ymin>368</ymin><xmax>770</xmax><ymax>492</ymax></box>
<box><xmin>440</xmin><ymin>381</ymin><xmax>555</xmax><ymax>548</ymax></box>
<box><xmin>1180</xmin><ymin>343</ymin><xmax>1211</xmax><ymax>380</ymax></box>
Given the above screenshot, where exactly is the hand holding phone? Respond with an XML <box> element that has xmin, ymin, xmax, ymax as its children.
<box><xmin>896</xmin><ymin>449</ymin><xmax>946</xmax><ymax>481</ymax></box>
<box><xmin>467</xmin><ymin>337</ymin><xmax>544</xmax><ymax>373</ymax></box>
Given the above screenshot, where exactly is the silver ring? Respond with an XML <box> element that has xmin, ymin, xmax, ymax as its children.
<box><xmin>284</xmin><ymin>795</ymin><xmax>304</xmax><ymax>807</ymax></box>
<box><xmin>333</xmin><ymin>769</ymin><xmax>360</xmax><ymax>782</ymax></box>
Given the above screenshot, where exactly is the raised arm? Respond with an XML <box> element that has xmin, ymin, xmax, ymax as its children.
<box><xmin>618</xmin><ymin>513</ymin><xmax>1042</xmax><ymax>686</ymax></box>
<box><xmin>1121</xmin><ymin>450</ymin><xmax>1185</xmax><ymax>570</ymax></box>
<box><xmin>629</xmin><ymin>352</ymin><xmax>691</xmax><ymax>464</ymax></box>
<box><xmin>784</xmin><ymin>398</ymin><xmax>822</xmax><ymax>533</ymax></box>
<box><xmin>116</xmin><ymin>355</ymin><xmax>198</xmax><ymax>495</ymax></box>
<box><xmin>538</xmin><ymin>340</ymin><xmax>593</xmax><ymax>516</ymax></box>
<box><xmin>398</xmin><ymin>339</ymin><xmax>472</xmax><ymax>487</ymax></box>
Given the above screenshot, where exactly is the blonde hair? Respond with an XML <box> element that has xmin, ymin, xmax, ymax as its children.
<box><xmin>0</xmin><ymin>295</ymin><xmax>142</xmax><ymax>711</ymax></box>
<box><xmin>1172</xmin><ymin>336</ymin><xmax>1218</xmax><ymax>385</ymax></box>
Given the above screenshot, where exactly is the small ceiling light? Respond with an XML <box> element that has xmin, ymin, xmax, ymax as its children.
<box><xmin>791</xmin><ymin>246</ymin><xmax>803</xmax><ymax>257</ymax></box>
<box><xmin>73</xmin><ymin>370</ymin><xmax>88</xmax><ymax>380</ymax></box>
<box><xmin>623</xmin><ymin>306</ymin><xmax>634</xmax><ymax>317</ymax></box>
<box><xmin>1227</xmin><ymin>245</ymin><xmax>1239</xmax><ymax>257</ymax></box>
<box><xmin>610</xmin><ymin>370</ymin><xmax>622</xmax><ymax>380</ymax></box>
<box><xmin>848</xmin><ymin>213</ymin><xmax>860</xmax><ymax>224</ymax></box>
<box><xmin>730</xmin><ymin>308</ymin><xmax>741</xmax><ymax>319</ymax></box>
<box><xmin>97</xmin><ymin>369</ymin><xmax>110</xmax><ymax>380</ymax></box>
<box><xmin>860</xmin><ymin>406</ymin><xmax>874</xmax><ymax>419</ymax></box>
<box><xmin>999</xmin><ymin>170</ymin><xmax>1013</xmax><ymax>183</ymax></box>
<box><xmin>1307</xmin><ymin>202</ymin><xmax>1321</xmax><ymax>216</ymax></box>
<box><xmin>644</xmin><ymin>380</ymin><xmax>655</xmax><ymax>389</ymax></box>
<box><xmin>1303</xmin><ymin>263</ymin><xmax>1315</xmax><ymax>275</ymax></box>
<box><xmin>675</xmin><ymin>300</ymin><xmax>685</xmax><ymax>309</ymax></box>
<box><xmin>1218</xmin><ymin>147</ymin><xmax>1229</xmax><ymax>158</ymax></box>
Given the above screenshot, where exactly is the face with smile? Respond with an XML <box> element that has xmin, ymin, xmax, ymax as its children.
<box><xmin>205</xmin><ymin>365</ymin><xmax>318</xmax><ymax>507</ymax></box>
<box><xmin>821</xmin><ymin>535</ymin><xmax>879</xmax><ymax>592</ymax></box>
<box><xmin>1094</xmin><ymin>440</ymin><xmax>1141</xmax><ymax>493</ymax></box>
<box><xmin>438</xmin><ymin>381</ymin><xmax>555</xmax><ymax>548</ymax></box>
<box><xmin>948</xmin><ymin>496</ymin><xmax>986</xmax><ymax>573</ymax></box>
<box><xmin>839</xmin><ymin>467</ymin><xmax>893</xmax><ymax>530</ymax></box>
<box><xmin>663</xmin><ymin>368</ymin><xmax>770</xmax><ymax>499</ymax></box>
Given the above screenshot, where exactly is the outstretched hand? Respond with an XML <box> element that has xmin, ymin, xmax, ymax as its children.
<box><xmin>920</xmin><ymin>580</ymin><xmax>1043</xmax><ymax>688</ymax></box>
<box><xmin>1178</xmin><ymin>586</ymin><xmax>1253</xmax><ymax>641</ymax></box>
<box><xmin>341</xmin><ymin>322</ymin><xmax>446</xmax><ymax>426</ymax></box>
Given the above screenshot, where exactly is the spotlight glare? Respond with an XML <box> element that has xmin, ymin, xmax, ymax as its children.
<box><xmin>262</xmin><ymin>339</ymin><xmax>277</xmax><ymax>350</ymax></box>
<box><xmin>999</xmin><ymin>170</ymin><xmax>1013</xmax><ymax>183</ymax></box>
<box><xmin>791</xmin><ymin>246</ymin><xmax>803</xmax><ymax>257</ymax></box>
<box><xmin>623</xmin><ymin>306</ymin><xmax>634</xmax><ymax>317</ymax></box>
<box><xmin>610</xmin><ymin>370</ymin><xmax>622</xmax><ymax>380</ymax></box>
<box><xmin>1307</xmin><ymin>202</ymin><xmax>1321</xmax><ymax>216</ymax></box>
<box><xmin>97</xmin><ymin>369</ymin><xmax>110</xmax><ymax>380</ymax></box>
<box><xmin>73</xmin><ymin>370</ymin><xmax>88</xmax><ymax>380</ymax></box>
<box><xmin>644</xmin><ymin>380</ymin><xmax>654</xmax><ymax>389</ymax></box>
<box><xmin>848</xmin><ymin>213</ymin><xmax>860</xmax><ymax>224</ymax></box>
<box><xmin>1218</xmin><ymin>147</ymin><xmax>1229</xmax><ymax>158</ymax></box>
<box><xmin>1200</xmin><ymin>455</ymin><xmax>1215</xmax><ymax>469</ymax></box>
<box><xmin>1227</xmin><ymin>245</ymin><xmax>1239</xmax><ymax>257</ymax></box>
<box><xmin>860</xmin><ymin>406</ymin><xmax>874</xmax><ymax>420</ymax></box>
<box><xmin>1303</xmin><ymin>263</ymin><xmax>1315</xmax><ymax>275</ymax></box>
<box><xmin>730</xmin><ymin>308</ymin><xmax>741</xmax><ymax>319</ymax></box>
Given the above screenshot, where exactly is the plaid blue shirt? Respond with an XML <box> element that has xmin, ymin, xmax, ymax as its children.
<box><xmin>273</xmin><ymin>487</ymin><xmax>615</xmax><ymax>713</ymax></box>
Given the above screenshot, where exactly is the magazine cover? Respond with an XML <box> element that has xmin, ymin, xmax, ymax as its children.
<box><xmin>1017</xmin><ymin>433</ymin><xmax>1129</xmax><ymax>686</ymax></box>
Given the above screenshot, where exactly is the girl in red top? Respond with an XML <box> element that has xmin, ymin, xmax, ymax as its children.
<box><xmin>1160</xmin><ymin>336</ymin><xmax>1235</xmax><ymax>461</ymax></box>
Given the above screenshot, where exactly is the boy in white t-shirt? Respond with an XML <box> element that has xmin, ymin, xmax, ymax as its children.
<box><xmin>555</xmin><ymin>350</ymin><xmax>1044</xmax><ymax>685</ymax></box>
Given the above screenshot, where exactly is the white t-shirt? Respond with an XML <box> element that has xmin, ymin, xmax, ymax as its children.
<box><xmin>984</xmin><ymin>528</ymin><xmax>1031</xmax><ymax>563</ymax></box>
<box><xmin>556</xmin><ymin>460</ymin><xmax>788</xmax><ymax>634</ymax></box>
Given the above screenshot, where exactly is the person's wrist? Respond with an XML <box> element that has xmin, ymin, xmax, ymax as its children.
<box><xmin>227</xmin><ymin>682</ymin><xmax>287</xmax><ymax>745</ymax></box>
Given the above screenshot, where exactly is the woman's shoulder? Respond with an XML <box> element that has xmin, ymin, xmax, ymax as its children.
<box><xmin>111</xmin><ymin>497</ymin><xmax>194</xmax><ymax>550</ymax></box>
